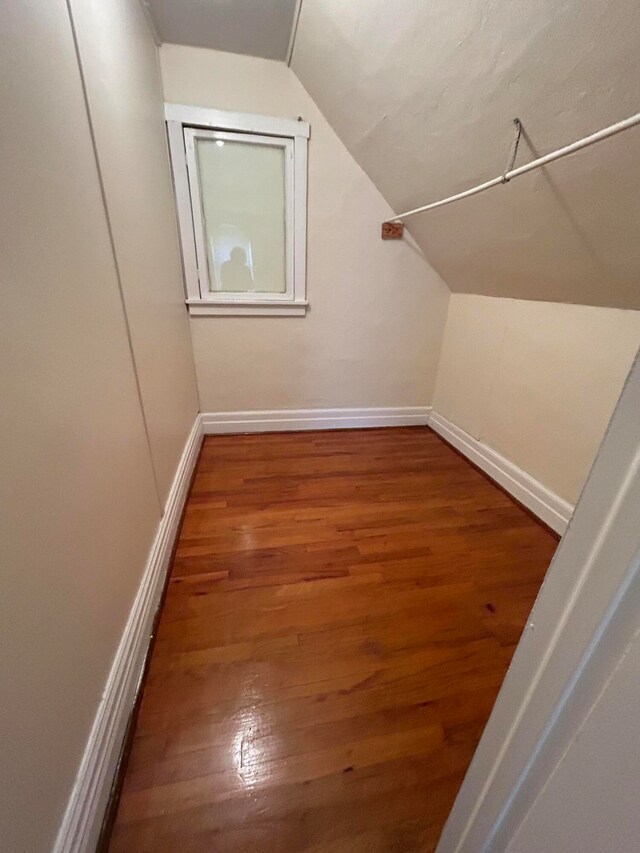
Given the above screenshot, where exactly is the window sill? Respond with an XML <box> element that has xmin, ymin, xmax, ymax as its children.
<box><xmin>186</xmin><ymin>299</ymin><xmax>308</xmax><ymax>317</ymax></box>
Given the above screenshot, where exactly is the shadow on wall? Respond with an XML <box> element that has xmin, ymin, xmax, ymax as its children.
<box><xmin>520</xmin><ymin>125</ymin><xmax>613</xmax><ymax>285</ymax></box>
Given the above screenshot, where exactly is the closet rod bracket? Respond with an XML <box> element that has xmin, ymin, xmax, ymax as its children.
<box><xmin>501</xmin><ymin>118</ymin><xmax>522</xmax><ymax>184</ymax></box>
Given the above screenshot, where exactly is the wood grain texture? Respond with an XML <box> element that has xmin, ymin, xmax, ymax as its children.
<box><xmin>381</xmin><ymin>221</ymin><xmax>405</xmax><ymax>239</ymax></box>
<box><xmin>108</xmin><ymin>428</ymin><xmax>557</xmax><ymax>852</ymax></box>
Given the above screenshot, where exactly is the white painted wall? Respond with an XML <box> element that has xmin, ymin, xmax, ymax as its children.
<box><xmin>160</xmin><ymin>45</ymin><xmax>450</xmax><ymax>412</ymax></box>
<box><xmin>0</xmin><ymin>1</ymin><xmax>196</xmax><ymax>849</ymax></box>
<box><xmin>433</xmin><ymin>295</ymin><xmax>640</xmax><ymax>503</ymax></box>
<box><xmin>292</xmin><ymin>0</ymin><xmax>640</xmax><ymax>309</ymax></box>
<box><xmin>69</xmin><ymin>0</ymin><xmax>199</xmax><ymax>505</ymax></box>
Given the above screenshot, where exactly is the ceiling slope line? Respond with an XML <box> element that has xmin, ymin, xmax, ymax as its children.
<box><xmin>286</xmin><ymin>0</ymin><xmax>303</xmax><ymax>66</ymax></box>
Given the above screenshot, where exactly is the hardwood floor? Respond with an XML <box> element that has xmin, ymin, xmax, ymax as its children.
<box><xmin>108</xmin><ymin>427</ymin><xmax>558</xmax><ymax>853</ymax></box>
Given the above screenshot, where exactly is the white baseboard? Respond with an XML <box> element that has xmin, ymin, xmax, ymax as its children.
<box><xmin>54</xmin><ymin>416</ymin><xmax>203</xmax><ymax>853</ymax></box>
<box><xmin>201</xmin><ymin>406</ymin><xmax>432</xmax><ymax>434</ymax></box>
<box><xmin>429</xmin><ymin>412</ymin><xmax>573</xmax><ymax>534</ymax></box>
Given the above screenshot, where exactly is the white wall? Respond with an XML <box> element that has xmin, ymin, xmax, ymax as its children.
<box><xmin>0</xmin><ymin>1</ymin><xmax>197</xmax><ymax>849</ymax></box>
<box><xmin>433</xmin><ymin>295</ymin><xmax>640</xmax><ymax>503</ymax></box>
<box><xmin>69</xmin><ymin>0</ymin><xmax>199</xmax><ymax>504</ymax></box>
<box><xmin>160</xmin><ymin>45</ymin><xmax>450</xmax><ymax>412</ymax></box>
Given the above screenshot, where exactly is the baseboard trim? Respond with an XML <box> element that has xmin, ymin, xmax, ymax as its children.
<box><xmin>54</xmin><ymin>416</ymin><xmax>203</xmax><ymax>853</ymax></box>
<box><xmin>429</xmin><ymin>412</ymin><xmax>573</xmax><ymax>535</ymax></box>
<box><xmin>201</xmin><ymin>406</ymin><xmax>432</xmax><ymax>434</ymax></box>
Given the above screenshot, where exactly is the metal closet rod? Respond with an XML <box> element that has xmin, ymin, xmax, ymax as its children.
<box><xmin>388</xmin><ymin>111</ymin><xmax>640</xmax><ymax>223</ymax></box>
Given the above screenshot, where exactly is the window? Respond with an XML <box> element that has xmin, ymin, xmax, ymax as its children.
<box><xmin>166</xmin><ymin>104</ymin><xmax>309</xmax><ymax>316</ymax></box>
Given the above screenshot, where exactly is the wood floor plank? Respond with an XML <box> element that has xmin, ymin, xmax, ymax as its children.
<box><xmin>108</xmin><ymin>427</ymin><xmax>558</xmax><ymax>852</ymax></box>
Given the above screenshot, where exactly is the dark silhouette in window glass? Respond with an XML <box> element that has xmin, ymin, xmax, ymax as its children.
<box><xmin>220</xmin><ymin>246</ymin><xmax>254</xmax><ymax>292</ymax></box>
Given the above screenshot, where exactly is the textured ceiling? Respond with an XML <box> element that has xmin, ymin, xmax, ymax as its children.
<box><xmin>145</xmin><ymin>0</ymin><xmax>298</xmax><ymax>60</ymax></box>
<box><xmin>292</xmin><ymin>0</ymin><xmax>640</xmax><ymax>309</ymax></box>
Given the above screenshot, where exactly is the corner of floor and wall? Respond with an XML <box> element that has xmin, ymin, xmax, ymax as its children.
<box><xmin>3</xmin><ymin>1</ymin><xmax>640</xmax><ymax>852</ymax></box>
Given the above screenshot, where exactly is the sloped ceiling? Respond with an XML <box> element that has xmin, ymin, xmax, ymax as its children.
<box><xmin>291</xmin><ymin>0</ymin><xmax>640</xmax><ymax>309</ymax></box>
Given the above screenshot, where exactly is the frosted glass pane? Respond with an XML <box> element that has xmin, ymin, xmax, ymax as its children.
<box><xmin>196</xmin><ymin>138</ymin><xmax>287</xmax><ymax>294</ymax></box>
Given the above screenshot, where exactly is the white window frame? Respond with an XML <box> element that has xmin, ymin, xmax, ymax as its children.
<box><xmin>184</xmin><ymin>128</ymin><xmax>295</xmax><ymax>303</ymax></box>
<box><xmin>165</xmin><ymin>103</ymin><xmax>309</xmax><ymax>317</ymax></box>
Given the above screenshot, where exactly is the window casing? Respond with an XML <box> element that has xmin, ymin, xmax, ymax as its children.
<box><xmin>166</xmin><ymin>104</ymin><xmax>309</xmax><ymax>316</ymax></box>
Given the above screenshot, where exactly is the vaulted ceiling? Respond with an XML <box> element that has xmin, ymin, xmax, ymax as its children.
<box><xmin>291</xmin><ymin>0</ymin><xmax>640</xmax><ymax>309</ymax></box>
<box><xmin>146</xmin><ymin>0</ymin><xmax>640</xmax><ymax>309</ymax></box>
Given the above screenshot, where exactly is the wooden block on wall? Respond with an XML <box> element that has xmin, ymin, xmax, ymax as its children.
<box><xmin>381</xmin><ymin>221</ymin><xmax>404</xmax><ymax>240</ymax></box>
